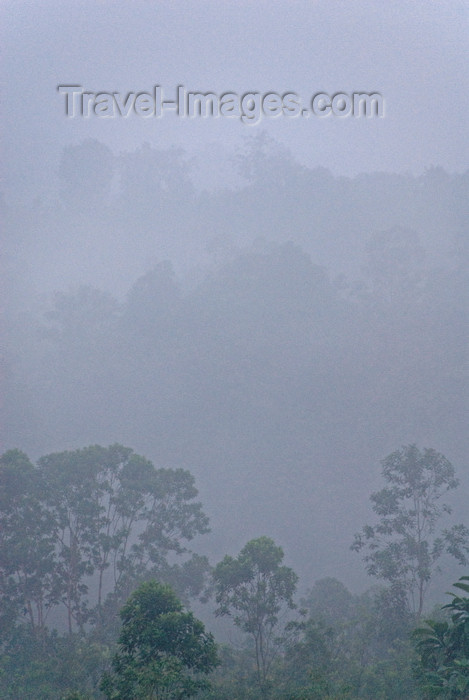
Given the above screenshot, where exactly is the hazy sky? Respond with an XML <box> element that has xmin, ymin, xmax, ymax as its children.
<box><xmin>2</xmin><ymin>0</ymin><xmax>468</xmax><ymax>201</ymax></box>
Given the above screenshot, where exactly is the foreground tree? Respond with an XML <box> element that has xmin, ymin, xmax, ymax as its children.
<box><xmin>100</xmin><ymin>580</ymin><xmax>218</xmax><ymax>699</ymax></box>
<box><xmin>352</xmin><ymin>445</ymin><xmax>469</xmax><ymax>617</ymax></box>
<box><xmin>213</xmin><ymin>536</ymin><xmax>298</xmax><ymax>698</ymax></box>
<box><xmin>413</xmin><ymin>575</ymin><xmax>469</xmax><ymax>698</ymax></box>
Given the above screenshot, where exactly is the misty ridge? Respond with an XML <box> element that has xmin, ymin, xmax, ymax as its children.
<box><xmin>2</xmin><ymin>135</ymin><xmax>468</xmax><ymax>592</ymax></box>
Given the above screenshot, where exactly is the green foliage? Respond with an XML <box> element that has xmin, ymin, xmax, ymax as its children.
<box><xmin>352</xmin><ymin>445</ymin><xmax>469</xmax><ymax>616</ymax></box>
<box><xmin>0</xmin><ymin>626</ymin><xmax>108</xmax><ymax>699</ymax></box>
<box><xmin>413</xmin><ymin>575</ymin><xmax>469</xmax><ymax>698</ymax></box>
<box><xmin>100</xmin><ymin>580</ymin><xmax>219</xmax><ymax>699</ymax></box>
<box><xmin>0</xmin><ymin>444</ymin><xmax>212</xmax><ymax>698</ymax></box>
<box><xmin>196</xmin><ymin>644</ymin><xmax>267</xmax><ymax>700</ymax></box>
<box><xmin>213</xmin><ymin>536</ymin><xmax>298</xmax><ymax>696</ymax></box>
<box><xmin>276</xmin><ymin>581</ymin><xmax>419</xmax><ymax>700</ymax></box>
<box><xmin>0</xmin><ymin>444</ymin><xmax>210</xmax><ymax>641</ymax></box>
<box><xmin>301</xmin><ymin>578</ymin><xmax>353</xmax><ymax>626</ymax></box>
<box><xmin>3</xmin><ymin>440</ymin><xmax>466</xmax><ymax>700</ymax></box>
<box><xmin>0</xmin><ymin>449</ymin><xmax>57</xmax><ymax>638</ymax></box>
<box><xmin>197</xmin><ymin>577</ymin><xmax>420</xmax><ymax>700</ymax></box>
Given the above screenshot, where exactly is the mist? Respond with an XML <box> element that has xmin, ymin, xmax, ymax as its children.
<box><xmin>3</xmin><ymin>138</ymin><xmax>468</xmax><ymax>592</ymax></box>
<box><xmin>1</xmin><ymin>2</ymin><xmax>468</xmax><ymax>698</ymax></box>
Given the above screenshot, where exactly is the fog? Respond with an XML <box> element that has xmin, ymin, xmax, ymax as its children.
<box><xmin>1</xmin><ymin>0</ymin><xmax>468</xmax><ymax>647</ymax></box>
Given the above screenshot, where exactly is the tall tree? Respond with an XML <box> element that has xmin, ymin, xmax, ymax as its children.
<box><xmin>38</xmin><ymin>447</ymin><xmax>106</xmax><ymax>634</ymax></box>
<box><xmin>352</xmin><ymin>445</ymin><xmax>469</xmax><ymax>617</ymax></box>
<box><xmin>0</xmin><ymin>449</ymin><xmax>57</xmax><ymax>639</ymax></box>
<box><xmin>0</xmin><ymin>444</ymin><xmax>210</xmax><ymax>638</ymax></box>
<box><xmin>213</xmin><ymin>536</ymin><xmax>298</xmax><ymax>698</ymax></box>
<box><xmin>38</xmin><ymin>445</ymin><xmax>210</xmax><ymax>634</ymax></box>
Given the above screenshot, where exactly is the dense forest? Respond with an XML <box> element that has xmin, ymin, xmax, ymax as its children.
<box><xmin>1</xmin><ymin>442</ymin><xmax>468</xmax><ymax>698</ymax></box>
<box><xmin>3</xmin><ymin>0</ymin><xmax>467</xmax><ymax>695</ymax></box>
<box><xmin>2</xmin><ymin>142</ymin><xmax>468</xmax><ymax>594</ymax></box>
<box><xmin>1</xmin><ymin>141</ymin><xmax>468</xmax><ymax>697</ymax></box>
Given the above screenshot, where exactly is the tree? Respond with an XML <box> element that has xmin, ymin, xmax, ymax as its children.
<box><xmin>100</xmin><ymin>580</ymin><xmax>218</xmax><ymax>700</ymax></box>
<box><xmin>0</xmin><ymin>444</ymin><xmax>210</xmax><ymax>640</ymax></box>
<box><xmin>413</xmin><ymin>575</ymin><xmax>469</xmax><ymax>698</ymax></box>
<box><xmin>0</xmin><ymin>449</ymin><xmax>57</xmax><ymax>640</ymax></box>
<box><xmin>301</xmin><ymin>578</ymin><xmax>354</xmax><ymax>627</ymax></box>
<box><xmin>277</xmin><ymin>578</ymin><xmax>419</xmax><ymax>700</ymax></box>
<box><xmin>212</xmin><ymin>536</ymin><xmax>298</xmax><ymax>697</ymax></box>
<box><xmin>59</xmin><ymin>138</ymin><xmax>115</xmax><ymax>206</ymax></box>
<box><xmin>38</xmin><ymin>447</ymin><xmax>106</xmax><ymax>634</ymax></box>
<box><xmin>37</xmin><ymin>444</ymin><xmax>210</xmax><ymax>635</ymax></box>
<box><xmin>0</xmin><ymin>624</ymin><xmax>108</xmax><ymax>700</ymax></box>
<box><xmin>352</xmin><ymin>445</ymin><xmax>469</xmax><ymax>617</ymax></box>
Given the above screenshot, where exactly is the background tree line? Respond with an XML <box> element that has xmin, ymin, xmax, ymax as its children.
<box><xmin>3</xmin><ymin>144</ymin><xmax>468</xmax><ymax>597</ymax></box>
